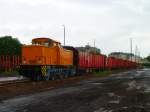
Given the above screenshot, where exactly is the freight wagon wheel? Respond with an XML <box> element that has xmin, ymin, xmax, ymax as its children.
<box><xmin>64</xmin><ymin>74</ymin><xmax>68</xmax><ymax>78</ymax></box>
<box><xmin>59</xmin><ymin>74</ymin><xmax>64</xmax><ymax>80</ymax></box>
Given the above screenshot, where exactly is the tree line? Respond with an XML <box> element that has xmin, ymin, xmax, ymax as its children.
<box><xmin>0</xmin><ymin>36</ymin><xmax>22</xmax><ymax>56</ymax></box>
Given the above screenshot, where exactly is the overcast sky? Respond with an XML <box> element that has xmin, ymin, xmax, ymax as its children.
<box><xmin>0</xmin><ymin>0</ymin><xmax>150</xmax><ymax>57</ymax></box>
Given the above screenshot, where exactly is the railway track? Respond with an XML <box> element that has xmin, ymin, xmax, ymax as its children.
<box><xmin>0</xmin><ymin>79</ymin><xmax>31</xmax><ymax>87</ymax></box>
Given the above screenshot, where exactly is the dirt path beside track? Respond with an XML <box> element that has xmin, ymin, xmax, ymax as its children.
<box><xmin>1</xmin><ymin>69</ymin><xmax>150</xmax><ymax>112</ymax></box>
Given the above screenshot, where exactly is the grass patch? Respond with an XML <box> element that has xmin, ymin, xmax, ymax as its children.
<box><xmin>93</xmin><ymin>70</ymin><xmax>112</xmax><ymax>77</ymax></box>
<box><xmin>93</xmin><ymin>69</ymin><xmax>130</xmax><ymax>78</ymax></box>
<box><xmin>0</xmin><ymin>71</ymin><xmax>20</xmax><ymax>77</ymax></box>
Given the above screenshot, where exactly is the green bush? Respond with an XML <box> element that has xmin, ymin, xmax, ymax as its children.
<box><xmin>142</xmin><ymin>63</ymin><xmax>150</xmax><ymax>68</ymax></box>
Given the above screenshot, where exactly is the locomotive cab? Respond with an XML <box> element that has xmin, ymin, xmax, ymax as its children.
<box><xmin>32</xmin><ymin>38</ymin><xmax>60</xmax><ymax>47</ymax></box>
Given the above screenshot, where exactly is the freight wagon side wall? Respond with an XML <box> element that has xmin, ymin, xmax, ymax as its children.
<box><xmin>0</xmin><ymin>55</ymin><xmax>20</xmax><ymax>71</ymax></box>
<box><xmin>78</xmin><ymin>52</ymin><xmax>106</xmax><ymax>70</ymax></box>
<box><xmin>78</xmin><ymin>52</ymin><xmax>93</xmax><ymax>69</ymax></box>
<box><xmin>106</xmin><ymin>56</ymin><xmax>138</xmax><ymax>70</ymax></box>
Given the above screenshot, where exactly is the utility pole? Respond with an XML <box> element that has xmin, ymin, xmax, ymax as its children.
<box><xmin>62</xmin><ymin>25</ymin><xmax>66</xmax><ymax>46</ymax></box>
<box><xmin>94</xmin><ymin>39</ymin><xmax>96</xmax><ymax>53</ymax></box>
<box><xmin>135</xmin><ymin>45</ymin><xmax>138</xmax><ymax>62</ymax></box>
<box><xmin>138</xmin><ymin>50</ymin><xmax>140</xmax><ymax>63</ymax></box>
<box><xmin>130</xmin><ymin>38</ymin><xmax>133</xmax><ymax>61</ymax></box>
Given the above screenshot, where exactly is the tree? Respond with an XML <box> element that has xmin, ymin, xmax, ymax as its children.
<box><xmin>146</xmin><ymin>55</ymin><xmax>150</xmax><ymax>62</ymax></box>
<box><xmin>0</xmin><ymin>36</ymin><xmax>22</xmax><ymax>56</ymax></box>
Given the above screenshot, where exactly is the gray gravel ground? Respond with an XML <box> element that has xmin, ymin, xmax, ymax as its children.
<box><xmin>1</xmin><ymin>69</ymin><xmax>150</xmax><ymax>112</ymax></box>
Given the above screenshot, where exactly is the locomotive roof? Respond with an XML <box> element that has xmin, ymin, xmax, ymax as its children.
<box><xmin>32</xmin><ymin>37</ymin><xmax>60</xmax><ymax>44</ymax></box>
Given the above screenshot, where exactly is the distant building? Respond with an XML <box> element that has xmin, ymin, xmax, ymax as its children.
<box><xmin>76</xmin><ymin>45</ymin><xmax>101</xmax><ymax>54</ymax></box>
<box><xmin>109</xmin><ymin>52</ymin><xmax>142</xmax><ymax>63</ymax></box>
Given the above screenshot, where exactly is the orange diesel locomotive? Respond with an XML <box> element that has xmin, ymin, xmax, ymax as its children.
<box><xmin>20</xmin><ymin>38</ymin><xmax>75</xmax><ymax>80</ymax></box>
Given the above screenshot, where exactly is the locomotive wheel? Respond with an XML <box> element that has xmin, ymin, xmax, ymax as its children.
<box><xmin>33</xmin><ymin>74</ymin><xmax>38</xmax><ymax>81</ymax></box>
<box><xmin>37</xmin><ymin>74</ymin><xmax>42</xmax><ymax>81</ymax></box>
<box><xmin>51</xmin><ymin>75</ymin><xmax>55</xmax><ymax>80</ymax></box>
<box><xmin>45</xmin><ymin>76</ymin><xmax>50</xmax><ymax>81</ymax></box>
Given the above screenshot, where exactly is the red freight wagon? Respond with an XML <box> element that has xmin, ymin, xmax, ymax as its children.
<box><xmin>99</xmin><ymin>54</ymin><xmax>106</xmax><ymax>70</ymax></box>
<box><xmin>107</xmin><ymin>56</ymin><xmax>138</xmax><ymax>70</ymax></box>
<box><xmin>64</xmin><ymin>46</ymin><xmax>107</xmax><ymax>72</ymax></box>
<box><xmin>107</xmin><ymin>57</ymin><xmax>114</xmax><ymax>70</ymax></box>
<box><xmin>78</xmin><ymin>52</ymin><xmax>106</xmax><ymax>70</ymax></box>
<box><xmin>107</xmin><ymin>57</ymin><xmax>123</xmax><ymax>70</ymax></box>
<box><xmin>79</xmin><ymin>52</ymin><xmax>91</xmax><ymax>69</ymax></box>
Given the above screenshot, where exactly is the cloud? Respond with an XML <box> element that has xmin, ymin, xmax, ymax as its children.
<box><xmin>0</xmin><ymin>0</ymin><xmax>150</xmax><ymax>57</ymax></box>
